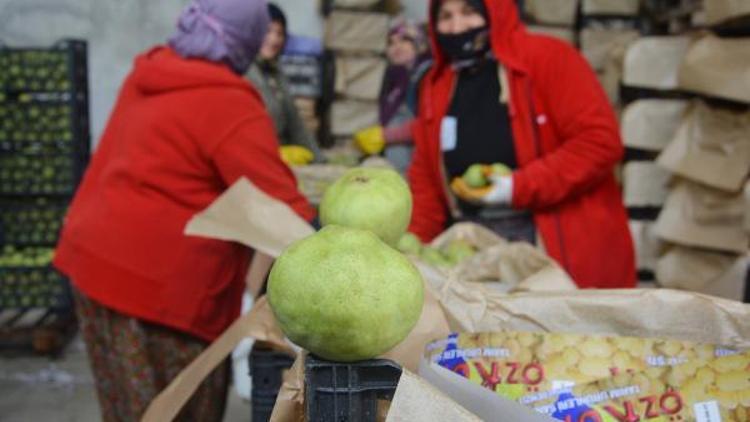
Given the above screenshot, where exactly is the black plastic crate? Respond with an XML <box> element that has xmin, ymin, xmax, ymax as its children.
<box><xmin>0</xmin><ymin>153</ymin><xmax>79</xmax><ymax>195</ymax></box>
<box><xmin>0</xmin><ymin>246</ymin><xmax>70</xmax><ymax>311</ymax></box>
<box><xmin>249</xmin><ymin>347</ymin><xmax>295</xmax><ymax>422</ymax></box>
<box><xmin>0</xmin><ymin>97</ymin><xmax>77</xmax><ymax>154</ymax></box>
<box><xmin>305</xmin><ymin>356</ymin><xmax>402</xmax><ymax>422</ymax></box>
<box><xmin>0</xmin><ymin>40</ymin><xmax>88</xmax><ymax>96</ymax></box>
<box><xmin>0</xmin><ymin>197</ymin><xmax>67</xmax><ymax>246</ymax></box>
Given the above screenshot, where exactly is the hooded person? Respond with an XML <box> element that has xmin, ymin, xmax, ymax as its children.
<box><xmin>408</xmin><ymin>0</ymin><xmax>636</xmax><ymax>289</ymax></box>
<box><xmin>354</xmin><ymin>17</ymin><xmax>432</xmax><ymax>175</ymax></box>
<box><xmin>52</xmin><ymin>0</ymin><xmax>315</xmax><ymax>420</ymax></box>
<box><xmin>245</xmin><ymin>2</ymin><xmax>325</xmax><ymax>165</ymax></box>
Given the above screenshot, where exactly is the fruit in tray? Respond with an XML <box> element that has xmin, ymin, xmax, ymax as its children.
<box><xmin>0</xmin><ymin>50</ymin><xmax>71</xmax><ymax>92</ymax></box>
<box><xmin>0</xmin><ymin>102</ymin><xmax>74</xmax><ymax>153</ymax></box>
<box><xmin>0</xmin><ymin>155</ymin><xmax>75</xmax><ymax>194</ymax></box>
<box><xmin>0</xmin><ymin>245</ymin><xmax>55</xmax><ymax>267</ymax></box>
<box><xmin>397</xmin><ymin>232</ymin><xmax>423</xmax><ymax>256</ymax></box>
<box><xmin>320</xmin><ymin>168</ymin><xmax>412</xmax><ymax>247</ymax></box>
<box><xmin>0</xmin><ymin>199</ymin><xmax>66</xmax><ymax>245</ymax></box>
<box><xmin>267</xmin><ymin>225</ymin><xmax>424</xmax><ymax>362</ymax></box>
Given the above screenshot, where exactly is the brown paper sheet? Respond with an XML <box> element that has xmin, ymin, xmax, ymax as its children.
<box><xmin>386</xmin><ymin>368</ymin><xmax>485</xmax><ymax>422</ymax></box>
<box><xmin>623</xmin><ymin>36</ymin><xmax>692</xmax><ymax>89</ymax></box>
<box><xmin>621</xmin><ymin>99</ymin><xmax>689</xmax><ymax>151</ymax></box>
<box><xmin>269</xmin><ymin>353</ymin><xmax>305</xmax><ymax>422</ymax></box>
<box><xmin>657</xmin><ymin>101</ymin><xmax>750</xmax><ymax>193</ymax></box>
<box><xmin>654</xmin><ymin>178</ymin><xmax>748</xmax><ymax>253</ymax></box>
<box><xmin>656</xmin><ymin>245</ymin><xmax>749</xmax><ymax>301</ymax></box>
<box><xmin>704</xmin><ymin>0</ymin><xmax>750</xmax><ymax>26</ymax></box>
<box><xmin>436</xmin><ymin>285</ymin><xmax>750</xmax><ymax>349</ymax></box>
<box><xmin>184</xmin><ymin>177</ymin><xmax>314</xmax><ymax>258</ymax></box>
<box><xmin>142</xmin><ymin>297</ymin><xmax>291</xmax><ymax>422</ymax></box>
<box><xmin>678</xmin><ymin>34</ymin><xmax>750</xmax><ymax>104</ymax></box>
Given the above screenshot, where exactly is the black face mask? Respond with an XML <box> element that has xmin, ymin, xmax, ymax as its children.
<box><xmin>437</xmin><ymin>25</ymin><xmax>491</xmax><ymax>66</ymax></box>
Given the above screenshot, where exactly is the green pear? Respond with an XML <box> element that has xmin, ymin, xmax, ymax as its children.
<box><xmin>490</xmin><ymin>163</ymin><xmax>513</xmax><ymax>177</ymax></box>
<box><xmin>268</xmin><ymin>225</ymin><xmax>424</xmax><ymax>362</ymax></box>
<box><xmin>462</xmin><ymin>164</ymin><xmax>488</xmax><ymax>188</ymax></box>
<box><xmin>320</xmin><ymin>168</ymin><xmax>412</xmax><ymax>247</ymax></box>
<box><xmin>397</xmin><ymin>232</ymin><xmax>423</xmax><ymax>256</ymax></box>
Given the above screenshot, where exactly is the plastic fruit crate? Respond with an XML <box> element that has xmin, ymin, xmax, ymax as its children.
<box><xmin>0</xmin><ymin>246</ymin><xmax>70</xmax><ymax>311</ymax></box>
<box><xmin>249</xmin><ymin>347</ymin><xmax>296</xmax><ymax>422</ymax></box>
<box><xmin>304</xmin><ymin>355</ymin><xmax>402</xmax><ymax>422</ymax></box>
<box><xmin>0</xmin><ymin>154</ymin><xmax>78</xmax><ymax>195</ymax></box>
<box><xmin>0</xmin><ymin>99</ymin><xmax>76</xmax><ymax>154</ymax></box>
<box><xmin>0</xmin><ymin>198</ymin><xmax>67</xmax><ymax>246</ymax></box>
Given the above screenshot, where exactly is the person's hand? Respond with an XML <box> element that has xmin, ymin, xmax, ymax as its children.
<box><xmin>354</xmin><ymin>126</ymin><xmax>385</xmax><ymax>156</ymax></box>
<box><xmin>450</xmin><ymin>174</ymin><xmax>513</xmax><ymax>205</ymax></box>
<box><xmin>279</xmin><ymin>145</ymin><xmax>315</xmax><ymax>166</ymax></box>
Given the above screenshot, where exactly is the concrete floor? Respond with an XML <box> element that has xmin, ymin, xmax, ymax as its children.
<box><xmin>0</xmin><ymin>336</ymin><xmax>249</xmax><ymax>422</ymax></box>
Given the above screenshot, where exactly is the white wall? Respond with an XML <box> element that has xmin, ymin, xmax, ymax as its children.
<box><xmin>0</xmin><ymin>0</ymin><xmax>430</xmax><ymax>149</ymax></box>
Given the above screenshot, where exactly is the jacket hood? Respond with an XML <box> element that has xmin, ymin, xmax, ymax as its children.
<box><xmin>132</xmin><ymin>46</ymin><xmax>251</xmax><ymax>96</ymax></box>
<box><xmin>428</xmin><ymin>0</ymin><xmax>527</xmax><ymax>72</ymax></box>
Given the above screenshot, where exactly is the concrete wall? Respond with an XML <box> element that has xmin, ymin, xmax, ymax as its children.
<box><xmin>0</xmin><ymin>0</ymin><xmax>429</xmax><ymax>149</ymax></box>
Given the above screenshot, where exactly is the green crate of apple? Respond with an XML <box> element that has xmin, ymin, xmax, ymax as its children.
<box><xmin>396</xmin><ymin>232</ymin><xmax>478</xmax><ymax>268</ymax></box>
<box><xmin>450</xmin><ymin>163</ymin><xmax>512</xmax><ymax>198</ymax></box>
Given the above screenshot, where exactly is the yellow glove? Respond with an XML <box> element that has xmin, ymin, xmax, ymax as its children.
<box><xmin>354</xmin><ymin>126</ymin><xmax>386</xmax><ymax>156</ymax></box>
<box><xmin>280</xmin><ymin>145</ymin><xmax>314</xmax><ymax>166</ymax></box>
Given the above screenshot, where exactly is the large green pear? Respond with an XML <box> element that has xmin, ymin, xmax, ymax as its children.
<box><xmin>319</xmin><ymin>168</ymin><xmax>412</xmax><ymax>247</ymax></box>
<box><xmin>267</xmin><ymin>225</ymin><xmax>424</xmax><ymax>362</ymax></box>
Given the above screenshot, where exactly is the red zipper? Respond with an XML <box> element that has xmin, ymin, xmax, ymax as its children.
<box><xmin>525</xmin><ymin>79</ymin><xmax>571</xmax><ymax>271</ymax></box>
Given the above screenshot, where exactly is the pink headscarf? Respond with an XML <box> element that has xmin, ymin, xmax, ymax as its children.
<box><xmin>169</xmin><ymin>0</ymin><xmax>270</xmax><ymax>74</ymax></box>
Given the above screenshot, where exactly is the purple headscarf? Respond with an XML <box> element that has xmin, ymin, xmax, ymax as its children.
<box><xmin>169</xmin><ymin>0</ymin><xmax>270</xmax><ymax>74</ymax></box>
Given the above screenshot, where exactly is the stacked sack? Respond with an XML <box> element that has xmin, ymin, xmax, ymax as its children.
<box><xmin>653</xmin><ymin>0</ymin><xmax>750</xmax><ymax>302</ymax></box>
<box><xmin>322</xmin><ymin>0</ymin><xmax>399</xmax><ymax>152</ymax></box>
<box><xmin>578</xmin><ymin>0</ymin><xmax>640</xmax><ymax>105</ymax></box>
<box><xmin>617</xmin><ymin>0</ymin><xmax>750</xmax><ymax>301</ymax></box>
<box><xmin>619</xmin><ymin>33</ymin><xmax>693</xmax><ymax>283</ymax></box>
<box><xmin>522</xmin><ymin>0</ymin><xmax>579</xmax><ymax>45</ymax></box>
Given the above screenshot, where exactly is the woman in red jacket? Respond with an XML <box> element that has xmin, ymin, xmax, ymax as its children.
<box><xmin>53</xmin><ymin>0</ymin><xmax>314</xmax><ymax>420</ymax></box>
<box><xmin>409</xmin><ymin>0</ymin><xmax>636</xmax><ymax>289</ymax></box>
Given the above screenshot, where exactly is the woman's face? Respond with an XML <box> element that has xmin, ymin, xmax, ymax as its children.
<box><xmin>387</xmin><ymin>34</ymin><xmax>418</xmax><ymax>67</ymax></box>
<box><xmin>259</xmin><ymin>21</ymin><xmax>286</xmax><ymax>60</ymax></box>
<box><xmin>436</xmin><ymin>0</ymin><xmax>487</xmax><ymax>34</ymax></box>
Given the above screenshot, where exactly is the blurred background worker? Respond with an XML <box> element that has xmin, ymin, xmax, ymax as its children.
<box><xmin>354</xmin><ymin>17</ymin><xmax>431</xmax><ymax>175</ymax></box>
<box><xmin>52</xmin><ymin>0</ymin><xmax>315</xmax><ymax>420</ymax></box>
<box><xmin>408</xmin><ymin>0</ymin><xmax>636</xmax><ymax>289</ymax></box>
<box><xmin>246</xmin><ymin>2</ymin><xmax>324</xmax><ymax>165</ymax></box>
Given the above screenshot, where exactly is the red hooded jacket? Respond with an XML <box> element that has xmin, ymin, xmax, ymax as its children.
<box><xmin>54</xmin><ymin>47</ymin><xmax>315</xmax><ymax>341</ymax></box>
<box><xmin>409</xmin><ymin>0</ymin><xmax>636</xmax><ymax>288</ymax></box>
